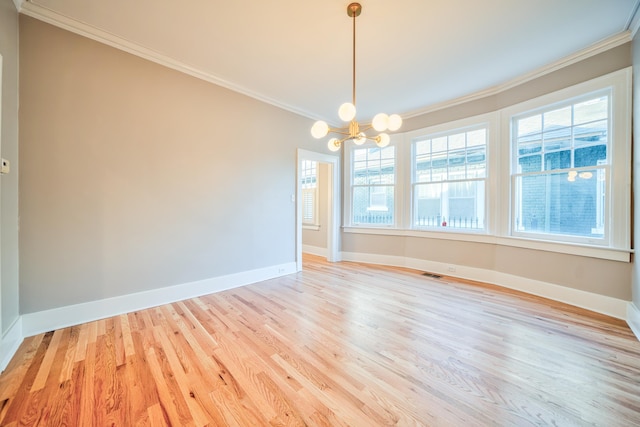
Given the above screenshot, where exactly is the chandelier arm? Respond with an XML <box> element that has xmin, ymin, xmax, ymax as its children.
<box><xmin>328</xmin><ymin>128</ymin><xmax>352</xmax><ymax>137</ymax></box>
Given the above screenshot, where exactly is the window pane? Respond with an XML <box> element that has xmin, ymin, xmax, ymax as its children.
<box><xmin>467</xmin><ymin>163</ymin><xmax>486</xmax><ymax>179</ymax></box>
<box><xmin>448</xmin><ymin>181</ymin><xmax>485</xmax><ymax>229</ymax></box>
<box><xmin>518</xmin><ymin>155</ymin><xmax>541</xmax><ymax>173</ymax></box>
<box><xmin>415</xmin><ymin>139</ymin><xmax>430</xmax><ymax>156</ymax></box>
<box><xmin>518</xmin><ymin>134</ymin><xmax>542</xmax><ymax>157</ymax></box>
<box><xmin>353</xmin><ymin>160</ymin><xmax>367</xmax><ymax>185</ymax></box>
<box><xmin>574</xmin><ymin>96</ymin><xmax>608</xmax><ymax>125</ymax></box>
<box><xmin>514</xmin><ymin>168</ymin><xmax>604</xmax><ymax>238</ymax></box>
<box><xmin>432</xmin><ymin>136</ymin><xmax>447</xmax><ymax>152</ymax></box>
<box><xmin>352</xmin><ymin>186</ymin><xmax>394</xmax><ymax>225</ymax></box>
<box><xmin>414</xmin><ymin>181</ymin><xmax>485</xmax><ymax>230</ymax></box>
<box><xmin>414</xmin><ymin>183</ymin><xmax>443</xmax><ymax>227</ymax></box>
<box><xmin>302</xmin><ymin>189</ymin><xmax>315</xmax><ymax>223</ymax></box>
<box><xmin>544</xmin><ymin>150</ymin><xmax>570</xmax><ymax>171</ymax></box>
<box><xmin>517</xmin><ymin>114</ymin><xmax>542</xmax><ymax>137</ymax></box>
<box><xmin>543</xmin><ymin>127</ymin><xmax>571</xmax><ymax>152</ymax></box>
<box><xmin>575</xmin><ymin>119</ymin><xmax>608</xmax><ymax>149</ymax></box>
<box><xmin>448</xmin><ymin>150</ymin><xmax>466</xmax><ymax>179</ymax></box>
<box><xmin>466</xmin><ymin>147</ymin><xmax>486</xmax><ymax>178</ymax></box>
<box><xmin>449</xmin><ymin>133</ymin><xmax>465</xmax><ymax>150</ymax></box>
<box><xmin>544</xmin><ymin>106</ymin><xmax>572</xmax><ymax>129</ymax></box>
<box><xmin>431</xmin><ymin>152</ymin><xmax>447</xmax><ymax>182</ymax></box>
<box><xmin>468</xmin><ymin>129</ymin><xmax>486</xmax><ymax>147</ymax></box>
<box><xmin>301</xmin><ymin>161</ymin><xmax>318</xmax><ymax>225</ymax></box>
<box><xmin>574</xmin><ymin>145</ymin><xmax>606</xmax><ymax>168</ymax></box>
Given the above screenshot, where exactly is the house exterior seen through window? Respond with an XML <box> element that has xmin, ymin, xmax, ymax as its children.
<box><xmin>412</xmin><ymin>127</ymin><xmax>487</xmax><ymax>230</ymax></box>
<box><xmin>512</xmin><ymin>94</ymin><xmax>609</xmax><ymax>241</ymax></box>
<box><xmin>351</xmin><ymin>146</ymin><xmax>395</xmax><ymax>226</ymax></box>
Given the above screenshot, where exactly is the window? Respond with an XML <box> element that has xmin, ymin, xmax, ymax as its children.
<box><xmin>412</xmin><ymin>126</ymin><xmax>487</xmax><ymax>230</ymax></box>
<box><xmin>301</xmin><ymin>160</ymin><xmax>318</xmax><ymax>226</ymax></box>
<box><xmin>510</xmin><ymin>72</ymin><xmax>629</xmax><ymax>246</ymax></box>
<box><xmin>351</xmin><ymin>145</ymin><xmax>395</xmax><ymax>226</ymax></box>
<box><xmin>342</xmin><ymin>68</ymin><xmax>630</xmax><ymax>260</ymax></box>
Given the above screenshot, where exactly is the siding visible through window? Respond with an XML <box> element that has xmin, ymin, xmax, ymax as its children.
<box><xmin>512</xmin><ymin>93</ymin><xmax>609</xmax><ymax>242</ymax></box>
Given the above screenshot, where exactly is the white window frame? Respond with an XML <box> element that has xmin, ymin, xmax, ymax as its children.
<box><xmin>343</xmin><ymin>139</ymin><xmax>399</xmax><ymax>228</ymax></box>
<box><xmin>301</xmin><ymin>160</ymin><xmax>319</xmax><ymax>229</ymax></box>
<box><xmin>500</xmin><ymin>67</ymin><xmax>631</xmax><ymax>252</ymax></box>
<box><xmin>409</xmin><ymin>122</ymin><xmax>491</xmax><ymax>233</ymax></box>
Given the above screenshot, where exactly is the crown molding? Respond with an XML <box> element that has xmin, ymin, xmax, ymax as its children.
<box><xmin>403</xmin><ymin>31</ymin><xmax>633</xmax><ymax>119</ymax></box>
<box><xmin>626</xmin><ymin>0</ymin><xmax>640</xmax><ymax>38</ymax></box>
<box><xmin>12</xmin><ymin>0</ymin><xmax>22</xmax><ymax>12</ymax></box>
<box><xmin>18</xmin><ymin>0</ymin><xmax>318</xmax><ymax>121</ymax></box>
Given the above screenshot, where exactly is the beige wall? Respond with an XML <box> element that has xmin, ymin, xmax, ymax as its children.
<box><xmin>404</xmin><ymin>43</ymin><xmax>631</xmax><ymax>132</ymax></box>
<box><xmin>18</xmin><ymin>16</ymin><xmax>326</xmax><ymax>314</ymax></box>
<box><xmin>0</xmin><ymin>0</ymin><xmax>20</xmax><ymax>334</ymax></box>
<box><xmin>302</xmin><ymin>162</ymin><xmax>329</xmax><ymax>250</ymax></box>
<box><xmin>343</xmin><ymin>42</ymin><xmax>633</xmax><ymax>302</ymax></box>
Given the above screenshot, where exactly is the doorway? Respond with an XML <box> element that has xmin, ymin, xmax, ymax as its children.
<box><xmin>296</xmin><ymin>149</ymin><xmax>340</xmax><ymax>271</ymax></box>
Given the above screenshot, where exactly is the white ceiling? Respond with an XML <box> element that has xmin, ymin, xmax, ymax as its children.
<box><xmin>17</xmin><ymin>0</ymin><xmax>640</xmax><ymax>124</ymax></box>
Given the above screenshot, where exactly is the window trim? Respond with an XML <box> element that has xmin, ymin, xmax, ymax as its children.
<box><xmin>500</xmin><ymin>67</ymin><xmax>631</xmax><ymax>251</ymax></box>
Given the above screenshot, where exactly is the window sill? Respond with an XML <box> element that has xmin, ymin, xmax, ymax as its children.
<box><xmin>342</xmin><ymin>226</ymin><xmax>632</xmax><ymax>262</ymax></box>
<box><xmin>303</xmin><ymin>224</ymin><xmax>321</xmax><ymax>231</ymax></box>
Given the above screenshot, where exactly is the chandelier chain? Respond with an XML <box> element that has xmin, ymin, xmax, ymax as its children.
<box><xmin>352</xmin><ymin>8</ymin><xmax>356</xmax><ymax>107</ymax></box>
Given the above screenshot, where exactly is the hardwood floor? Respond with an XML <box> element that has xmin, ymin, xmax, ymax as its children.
<box><xmin>1</xmin><ymin>254</ymin><xmax>639</xmax><ymax>426</ymax></box>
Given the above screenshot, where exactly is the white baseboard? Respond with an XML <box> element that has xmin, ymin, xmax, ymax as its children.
<box><xmin>1</xmin><ymin>317</ymin><xmax>23</xmax><ymax>372</ymax></box>
<box><xmin>341</xmin><ymin>251</ymin><xmax>629</xmax><ymax>320</ymax></box>
<box><xmin>628</xmin><ymin>302</ymin><xmax>640</xmax><ymax>340</ymax></box>
<box><xmin>22</xmin><ymin>262</ymin><xmax>297</xmax><ymax>337</ymax></box>
<box><xmin>302</xmin><ymin>244</ymin><xmax>328</xmax><ymax>257</ymax></box>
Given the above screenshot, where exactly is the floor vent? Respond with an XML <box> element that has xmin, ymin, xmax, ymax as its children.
<box><xmin>422</xmin><ymin>272</ymin><xmax>442</xmax><ymax>279</ymax></box>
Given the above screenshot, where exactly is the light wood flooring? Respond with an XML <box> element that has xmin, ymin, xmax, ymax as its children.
<box><xmin>1</xmin><ymin>254</ymin><xmax>639</xmax><ymax>426</ymax></box>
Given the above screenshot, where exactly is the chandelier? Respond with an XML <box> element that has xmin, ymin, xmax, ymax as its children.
<box><xmin>311</xmin><ymin>2</ymin><xmax>402</xmax><ymax>152</ymax></box>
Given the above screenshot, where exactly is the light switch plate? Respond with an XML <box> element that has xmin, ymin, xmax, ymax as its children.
<box><xmin>1</xmin><ymin>158</ymin><xmax>10</xmax><ymax>174</ymax></box>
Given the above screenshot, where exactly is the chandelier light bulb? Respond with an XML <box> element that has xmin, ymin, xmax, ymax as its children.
<box><xmin>311</xmin><ymin>120</ymin><xmax>330</xmax><ymax>139</ymax></box>
<box><xmin>327</xmin><ymin>138</ymin><xmax>341</xmax><ymax>152</ymax></box>
<box><xmin>354</xmin><ymin>132</ymin><xmax>367</xmax><ymax>145</ymax></box>
<box><xmin>338</xmin><ymin>102</ymin><xmax>357</xmax><ymax>122</ymax></box>
<box><xmin>388</xmin><ymin>114</ymin><xmax>403</xmax><ymax>131</ymax></box>
<box><xmin>372</xmin><ymin>113</ymin><xmax>389</xmax><ymax>132</ymax></box>
<box><xmin>311</xmin><ymin>121</ymin><xmax>329</xmax><ymax>139</ymax></box>
<box><xmin>376</xmin><ymin>133</ymin><xmax>390</xmax><ymax>148</ymax></box>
